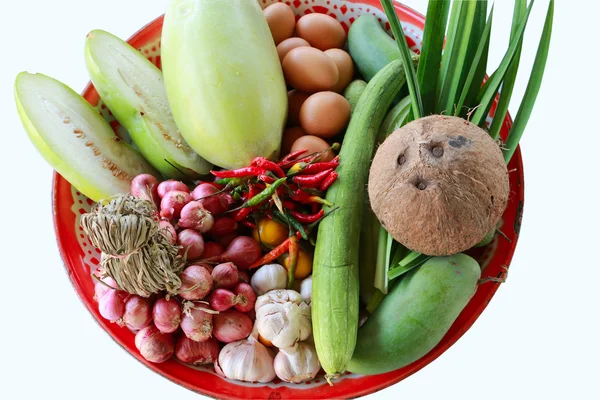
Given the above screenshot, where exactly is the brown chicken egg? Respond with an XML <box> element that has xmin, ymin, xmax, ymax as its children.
<box><xmin>299</xmin><ymin>92</ymin><xmax>351</xmax><ymax>138</ymax></box>
<box><xmin>287</xmin><ymin>90</ymin><xmax>311</xmax><ymax>126</ymax></box>
<box><xmin>282</xmin><ymin>47</ymin><xmax>339</xmax><ymax>93</ymax></box>
<box><xmin>263</xmin><ymin>2</ymin><xmax>296</xmax><ymax>45</ymax></box>
<box><xmin>295</xmin><ymin>13</ymin><xmax>346</xmax><ymax>51</ymax></box>
<box><xmin>281</xmin><ymin>127</ymin><xmax>307</xmax><ymax>155</ymax></box>
<box><xmin>290</xmin><ymin>135</ymin><xmax>335</xmax><ymax>162</ymax></box>
<box><xmin>325</xmin><ymin>49</ymin><xmax>355</xmax><ymax>93</ymax></box>
<box><xmin>277</xmin><ymin>37</ymin><xmax>311</xmax><ymax>62</ymax></box>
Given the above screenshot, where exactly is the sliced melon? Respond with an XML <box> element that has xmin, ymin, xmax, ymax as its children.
<box><xmin>15</xmin><ymin>72</ymin><xmax>158</xmax><ymax>202</ymax></box>
<box><xmin>84</xmin><ymin>29</ymin><xmax>211</xmax><ymax>179</ymax></box>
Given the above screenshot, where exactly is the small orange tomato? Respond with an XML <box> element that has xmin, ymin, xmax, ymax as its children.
<box><xmin>252</xmin><ymin>218</ymin><xmax>289</xmax><ymax>248</ymax></box>
<box><xmin>282</xmin><ymin>249</ymin><xmax>313</xmax><ymax>280</ymax></box>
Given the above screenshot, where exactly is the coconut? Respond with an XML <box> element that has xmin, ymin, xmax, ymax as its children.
<box><xmin>368</xmin><ymin>115</ymin><xmax>510</xmax><ymax>256</ymax></box>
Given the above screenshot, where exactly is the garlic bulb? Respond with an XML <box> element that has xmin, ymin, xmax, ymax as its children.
<box><xmin>251</xmin><ymin>264</ymin><xmax>288</xmax><ymax>295</ymax></box>
<box><xmin>300</xmin><ymin>275</ymin><xmax>312</xmax><ymax>304</ymax></box>
<box><xmin>214</xmin><ymin>326</ymin><xmax>276</xmax><ymax>383</ymax></box>
<box><xmin>255</xmin><ymin>289</ymin><xmax>311</xmax><ymax>348</ymax></box>
<box><xmin>274</xmin><ymin>342</ymin><xmax>320</xmax><ymax>383</ymax></box>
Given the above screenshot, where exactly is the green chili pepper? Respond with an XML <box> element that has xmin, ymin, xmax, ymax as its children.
<box><xmin>273</xmin><ymin>210</ymin><xmax>309</xmax><ymax>240</ymax></box>
<box><xmin>243</xmin><ymin>177</ymin><xmax>287</xmax><ymax>208</ymax></box>
<box><xmin>215</xmin><ymin>177</ymin><xmax>246</xmax><ymax>186</ymax></box>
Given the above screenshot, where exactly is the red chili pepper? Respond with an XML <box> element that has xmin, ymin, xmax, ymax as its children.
<box><xmin>289</xmin><ymin>209</ymin><xmax>325</xmax><ymax>224</ymax></box>
<box><xmin>258</xmin><ymin>174</ymin><xmax>275</xmax><ymax>184</ymax></box>
<box><xmin>232</xmin><ymin>207</ymin><xmax>251</xmax><ymax>221</ymax></box>
<box><xmin>291</xmin><ymin>189</ymin><xmax>310</xmax><ymax>203</ymax></box>
<box><xmin>276</xmin><ymin>185</ymin><xmax>286</xmax><ymax>197</ymax></box>
<box><xmin>252</xmin><ymin>157</ymin><xmax>286</xmax><ymax>178</ymax></box>
<box><xmin>240</xmin><ymin>219</ymin><xmax>256</xmax><ymax>229</ymax></box>
<box><xmin>311</xmin><ymin>203</ymin><xmax>319</xmax><ymax>214</ymax></box>
<box><xmin>279</xmin><ymin>154</ymin><xmax>322</xmax><ymax>170</ymax></box>
<box><xmin>278</xmin><ymin>149</ymin><xmax>308</xmax><ymax>165</ymax></box>
<box><xmin>232</xmin><ymin>185</ymin><xmax>256</xmax><ymax>221</ymax></box>
<box><xmin>293</xmin><ymin>169</ymin><xmax>334</xmax><ymax>188</ymax></box>
<box><xmin>210</xmin><ymin>166</ymin><xmax>268</xmax><ymax>178</ymax></box>
<box><xmin>291</xmin><ymin>190</ymin><xmax>332</xmax><ymax>206</ymax></box>
<box><xmin>282</xmin><ymin>200</ymin><xmax>297</xmax><ymax>211</ymax></box>
<box><xmin>319</xmin><ymin>171</ymin><xmax>339</xmax><ymax>192</ymax></box>
<box><xmin>287</xmin><ymin>236</ymin><xmax>300</xmax><ymax>288</ymax></box>
<box><xmin>248</xmin><ymin>237</ymin><xmax>292</xmax><ymax>269</ymax></box>
<box><xmin>297</xmin><ymin>157</ymin><xmax>339</xmax><ymax>175</ymax></box>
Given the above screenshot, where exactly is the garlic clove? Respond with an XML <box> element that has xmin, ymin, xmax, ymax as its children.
<box><xmin>274</xmin><ymin>342</ymin><xmax>321</xmax><ymax>383</ymax></box>
<box><xmin>255</xmin><ymin>289</ymin><xmax>303</xmax><ymax>310</ymax></box>
<box><xmin>251</xmin><ymin>264</ymin><xmax>288</xmax><ymax>295</ymax></box>
<box><xmin>255</xmin><ymin>291</ymin><xmax>312</xmax><ymax>349</ymax></box>
<box><xmin>217</xmin><ymin>335</ymin><xmax>276</xmax><ymax>383</ymax></box>
<box><xmin>300</xmin><ymin>275</ymin><xmax>312</xmax><ymax>304</ymax></box>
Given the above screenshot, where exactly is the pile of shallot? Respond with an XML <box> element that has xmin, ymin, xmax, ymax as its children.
<box><xmin>94</xmin><ymin>260</ymin><xmax>256</xmax><ymax>366</ymax></box>
<box><xmin>91</xmin><ymin>173</ymin><xmax>319</xmax><ymax>384</ymax></box>
<box><xmin>91</xmin><ymin>174</ymin><xmax>265</xmax><ymax>367</ymax></box>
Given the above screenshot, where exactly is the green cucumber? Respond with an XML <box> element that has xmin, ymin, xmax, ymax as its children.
<box><xmin>348</xmin><ymin>254</ymin><xmax>481</xmax><ymax>375</ymax></box>
<box><xmin>15</xmin><ymin>72</ymin><xmax>158</xmax><ymax>202</ymax></box>
<box><xmin>343</xmin><ymin>79</ymin><xmax>367</xmax><ymax>113</ymax></box>
<box><xmin>349</xmin><ymin>14</ymin><xmax>420</xmax><ymax>84</ymax></box>
<box><xmin>349</xmin><ymin>15</ymin><xmax>401</xmax><ymax>82</ymax></box>
<box><xmin>378</xmin><ymin>95</ymin><xmax>412</xmax><ymax>139</ymax></box>
<box><xmin>84</xmin><ymin>29</ymin><xmax>211</xmax><ymax>179</ymax></box>
<box><xmin>312</xmin><ymin>59</ymin><xmax>408</xmax><ymax>382</ymax></box>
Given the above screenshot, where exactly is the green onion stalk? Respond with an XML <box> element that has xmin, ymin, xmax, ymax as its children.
<box><xmin>360</xmin><ymin>0</ymin><xmax>554</xmax><ymax>312</ymax></box>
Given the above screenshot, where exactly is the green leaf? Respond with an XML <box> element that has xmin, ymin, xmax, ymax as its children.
<box><xmin>388</xmin><ymin>252</ymin><xmax>430</xmax><ymax>281</ymax></box>
<box><xmin>459</xmin><ymin>1</ymin><xmax>492</xmax><ymax>115</ymax></box>
<box><xmin>438</xmin><ymin>1</ymin><xmax>480</xmax><ymax>115</ymax></box>
<box><xmin>380</xmin><ymin>0</ymin><xmax>423</xmax><ymax>119</ymax></box>
<box><xmin>373</xmin><ymin>226</ymin><xmax>390</xmax><ymax>294</ymax></box>
<box><xmin>416</xmin><ymin>0</ymin><xmax>450</xmax><ymax>115</ymax></box>
<box><xmin>458</xmin><ymin>0</ymin><xmax>487</xmax><ymax>113</ymax></box>
<box><xmin>437</xmin><ymin>0</ymin><xmax>477</xmax><ymax>115</ymax></box>
<box><xmin>456</xmin><ymin>5</ymin><xmax>494</xmax><ymax>115</ymax></box>
<box><xmin>378</xmin><ymin>95</ymin><xmax>412</xmax><ymax>140</ymax></box>
<box><xmin>472</xmin><ymin>0</ymin><xmax>488</xmax><ymax>48</ymax></box>
<box><xmin>438</xmin><ymin>0</ymin><xmax>464</xmax><ymax>102</ymax></box>
<box><xmin>489</xmin><ymin>0</ymin><xmax>527</xmax><ymax>140</ymax></box>
<box><xmin>504</xmin><ymin>0</ymin><xmax>554</xmax><ymax>162</ymax></box>
<box><xmin>471</xmin><ymin>0</ymin><xmax>536</xmax><ymax>127</ymax></box>
<box><xmin>390</xmin><ymin>242</ymin><xmax>409</xmax><ymax>269</ymax></box>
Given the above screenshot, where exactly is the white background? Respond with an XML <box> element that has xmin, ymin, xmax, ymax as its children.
<box><xmin>0</xmin><ymin>0</ymin><xmax>598</xmax><ymax>399</ymax></box>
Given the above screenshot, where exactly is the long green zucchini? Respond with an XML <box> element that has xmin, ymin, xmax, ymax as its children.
<box><xmin>312</xmin><ymin>59</ymin><xmax>408</xmax><ymax>383</ymax></box>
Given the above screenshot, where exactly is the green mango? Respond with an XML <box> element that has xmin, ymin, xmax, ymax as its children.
<box><xmin>349</xmin><ymin>253</ymin><xmax>481</xmax><ymax>375</ymax></box>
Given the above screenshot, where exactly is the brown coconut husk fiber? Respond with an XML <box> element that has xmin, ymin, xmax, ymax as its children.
<box><xmin>81</xmin><ymin>195</ymin><xmax>184</xmax><ymax>297</ymax></box>
<box><xmin>368</xmin><ymin>115</ymin><xmax>510</xmax><ymax>256</ymax></box>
